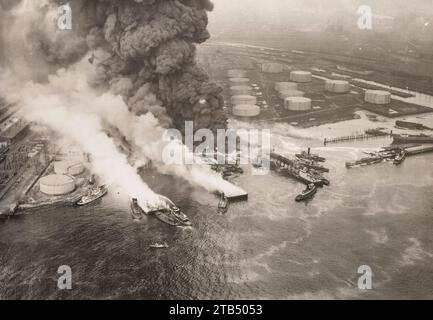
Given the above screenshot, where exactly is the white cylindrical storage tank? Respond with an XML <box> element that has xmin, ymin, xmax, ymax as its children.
<box><xmin>230</xmin><ymin>85</ymin><xmax>253</xmax><ymax>96</ymax></box>
<box><xmin>233</xmin><ymin>104</ymin><xmax>261</xmax><ymax>117</ymax></box>
<box><xmin>229</xmin><ymin>77</ymin><xmax>250</xmax><ymax>85</ymax></box>
<box><xmin>262</xmin><ymin>62</ymin><xmax>284</xmax><ymax>73</ymax></box>
<box><xmin>279</xmin><ymin>90</ymin><xmax>305</xmax><ymax>99</ymax></box>
<box><xmin>325</xmin><ymin>80</ymin><xmax>350</xmax><ymax>93</ymax></box>
<box><xmin>39</xmin><ymin>174</ymin><xmax>75</xmax><ymax>196</ymax></box>
<box><xmin>290</xmin><ymin>71</ymin><xmax>312</xmax><ymax>83</ymax></box>
<box><xmin>365</xmin><ymin>90</ymin><xmax>391</xmax><ymax>104</ymax></box>
<box><xmin>231</xmin><ymin>95</ymin><xmax>257</xmax><ymax>106</ymax></box>
<box><xmin>275</xmin><ymin>82</ymin><xmax>298</xmax><ymax>92</ymax></box>
<box><xmin>228</xmin><ymin>69</ymin><xmax>247</xmax><ymax>78</ymax></box>
<box><xmin>54</xmin><ymin>160</ymin><xmax>84</xmax><ymax>176</ymax></box>
<box><xmin>285</xmin><ymin>97</ymin><xmax>312</xmax><ymax>111</ymax></box>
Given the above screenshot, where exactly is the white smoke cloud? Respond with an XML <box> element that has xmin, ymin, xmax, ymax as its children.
<box><xmin>0</xmin><ymin>67</ymin><xmax>162</xmax><ymax>209</ymax></box>
<box><xmin>0</xmin><ymin>1</ymin><xmax>244</xmax><ymax>208</ymax></box>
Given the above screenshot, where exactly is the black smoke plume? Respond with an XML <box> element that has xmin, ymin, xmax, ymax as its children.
<box><xmin>1</xmin><ymin>0</ymin><xmax>227</xmax><ymax>134</ymax></box>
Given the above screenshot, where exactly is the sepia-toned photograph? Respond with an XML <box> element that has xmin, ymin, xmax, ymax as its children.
<box><xmin>0</xmin><ymin>0</ymin><xmax>432</xmax><ymax>304</ymax></box>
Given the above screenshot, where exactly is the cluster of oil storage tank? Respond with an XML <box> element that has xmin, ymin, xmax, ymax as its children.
<box><xmin>246</xmin><ymin>61</ymin><xmax>393</xmax><ymax>115</ymax></box>
<box><xmin>39</xmin><ymin>160</ymin><xmax>84</xmax><ymax>196</ymax></box>
<box><xmin>274</xmin><ymin>71</ymin><xmax>314</xmax><ymax>112</ymax></box>
<box><xmin>228</xmin><ymin>69</ymin><xmax>261</xmax><ymax>118</ymax></box>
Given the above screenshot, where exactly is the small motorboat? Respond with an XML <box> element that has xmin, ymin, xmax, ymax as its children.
<box><xmin>130</xmin><ymin>198</ymin><xmax>145</xmax><ymax>220</ymax></box>
<box><xmin>218</xmin><ymin>193</ymin><xmax>229</xmax><ymax>214</ymax></box>
<box><xmin>149</xmin><ymin>242</ymin><xmax>169</xmax><ymax>249</ymax></box>
<box><xmin>295</xmin><ymin>184</ymin><xmax>317</xmax><ymax>202</ymax></box>
<box><xmin>76</xmin><ymin>185</ymin><xmax>108</xmax><ymax>206</ymax></box>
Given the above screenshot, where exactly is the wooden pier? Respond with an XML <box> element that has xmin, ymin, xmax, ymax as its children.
<box><xmin>324</xmin><ymin>129</ymin><xmax>391</xmax><ymax>145</ymax></box>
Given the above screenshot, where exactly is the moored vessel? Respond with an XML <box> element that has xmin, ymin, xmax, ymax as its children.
<box><xmin>392</xmin><ymin>134</ymin><xmax>433</xmax><ymax>144</ymax></box>
<box><xmin>296</xmin><ymin>149</ymin><xmax>326</xmax><ymax>163</ymax></box>
<box><xmin>76</xmin><ymin>185</ymin><xmax>108</xmax><ymax>206</ymax></box>
<box><xmin>297</xmin><ymin>158</ymin><xmax>329</xmax><ymax>172</ymax></box>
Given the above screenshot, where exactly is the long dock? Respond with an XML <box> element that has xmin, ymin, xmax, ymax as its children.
<box><xmin>215</xmin><ymin>187</ymin><xmax>248</xmax><ymax>202</ymax></box>
<box><xmin>405</xmin><ymin>145</ymin><xmax>433</xmax><ymax>156</ymax></box>
<box><xmin>346</xmin><ymin>144</ymin><xmax>433</xmax><ymax>169</ymax></box>
<box><xmin>324</xmin><ymin>129</ymin><xmax>390</xmax><ymax>145</ymax></box>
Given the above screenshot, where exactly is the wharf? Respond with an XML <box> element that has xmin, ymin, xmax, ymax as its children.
<box><xmin>216</xmin><ymin>187</ymin><xmax>248</xmax><ymax>202</ymax></box>
<box><xmin>324</xmin><ymin>129</ymin><xmax>390</xmax><ymax>145</ymax></box>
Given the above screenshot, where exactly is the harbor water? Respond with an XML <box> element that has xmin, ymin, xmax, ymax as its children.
<box><xmin>0</xmin><ymin>113</ymin><xmax>433</xmax><ymax>299</ymax></box>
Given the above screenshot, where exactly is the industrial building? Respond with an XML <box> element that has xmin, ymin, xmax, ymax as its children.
<box><xmin>54</xmin><ymin>160</ymin><xmax>84</xmax><ymax>176</ymax></box>
<box><xmin>365</xmin><ymin>90</ymin><xmax>391</xmax><ymax>104</ymax></box>
<box><xmin>231</xmin><ymin>95</ymin><xmax>257</xmax><ymax>106</ymax></box>
<box><xmin>284</xmin><ymin>97</ymin><xmax>312</xmax><ymax>111</ymax></box>
<box><xmin>230</xmin><ymin>85</ymin><xmax>253</xmax><ymax>96</ymax></box>
<box><xmin>325</xmin><ymin>80</ymin><xmax>350</xmax><ymax>93</ymax></box>
<box><xmin>290</xmin><ymin>71</ymin><xmax>312</xmax><ymax>83</ymax></box>
<box><xmin>39</xmin><ymin>174</ymin><xmax>75</xmax><ymax>196</ymax></box>
<box><xmin>232</xmin><ymin>104</ymin><xmax>261</xmax><ymax>117</ymax></box>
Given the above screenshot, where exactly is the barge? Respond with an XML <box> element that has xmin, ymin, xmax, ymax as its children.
<box><xmin>393</xmin><ymin>134</ymin><xmax>433</xmax><ymax>144</ymax></box>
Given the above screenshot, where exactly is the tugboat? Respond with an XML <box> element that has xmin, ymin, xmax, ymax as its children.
<box><xmin>155</xmin><ymin>196</ymin><xmax>192</xmax><ymax>227</ymax></box>
<box><xmin>295</xmin><ymin>184</ymin><xmax>317</xmax><ymax>202</ymax></box>
<box><xmin>218</xmin><ymin>193</ymin><xmax>229</xmax><ymax>214</ymax></box>
<box><xmin>393</xmin><ymin>149</ymin><xmax>406</xmax><ymax>165</ymax></box>
<box><xmin>149</xmin><ymin>242</ymin><xmax>169</xmax><ymax>249</ymax></box>
<box><xmin>154</xmin><ymin>210</ymin><xmax>184</xmax><ymax>227</ymax></box>
<box><xmin>130</xmin><ymin>198</ymin><xmax>145</xmax><ymax>220</ymax></box>
<box><xmin>171</xmin><ymin>206</ymin><xmax>192</xmax><ymax>226</ymax></box>
<box><xmin>76</xmin><ymin>185</ymin><xmax>108</xmax><ymax>206</ymax></box>
<box><xmin>296</xmin><ymin>148</ymin><xmax>326</xmax><ymax>163</ymax></box>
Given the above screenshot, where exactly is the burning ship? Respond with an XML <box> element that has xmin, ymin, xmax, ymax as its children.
<box><xmin>131</xmin><ymin>195</ymin><xmax>192</xmax><ymax>227</ymax></box>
